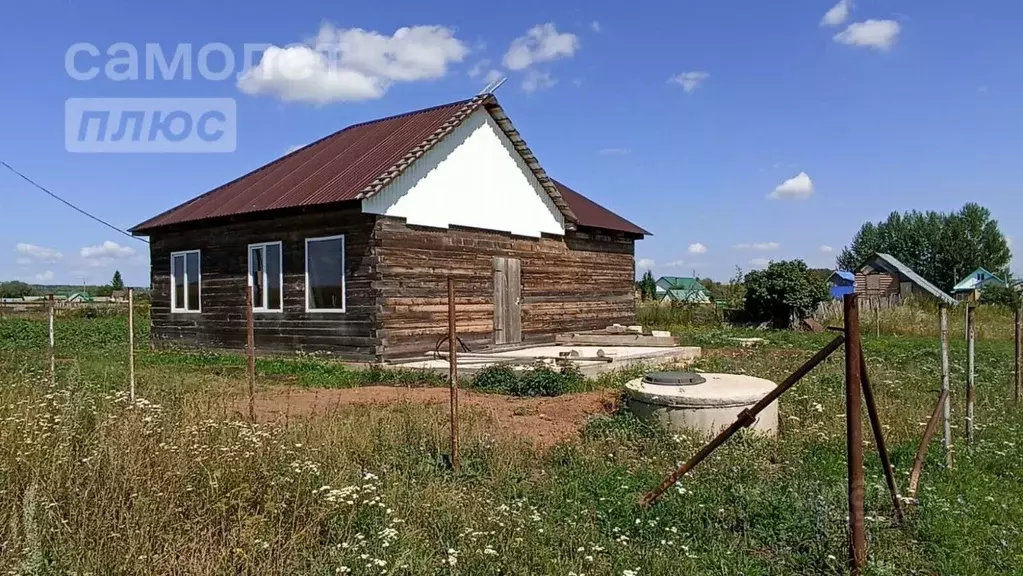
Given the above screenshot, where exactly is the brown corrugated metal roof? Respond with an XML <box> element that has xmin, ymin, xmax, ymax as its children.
<box><xmin>130</xmin><ymin>96</ymin><xmax>643</xmax><ymax>236</ymax></box>
<box><xmin>552</xmin><ymin>180</ymin><xmax>649</xmax><ymax>236</ymax></box>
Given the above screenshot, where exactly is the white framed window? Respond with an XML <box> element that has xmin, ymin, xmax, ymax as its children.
<box><xmin>248</xmin><ymin>241</ymin><xmax>283</xmax><ymax>312</ymax></box>
<box><xmin>170</xmin><ymin>250</ymin><xmax>201</xmax><ymax>312</ymax></box>
<box><xmin>305</xmin><ymin>235</ymin><xmax>345</xmax><ymax>313</ymax></box>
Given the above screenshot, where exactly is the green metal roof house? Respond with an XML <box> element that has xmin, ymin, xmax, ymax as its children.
<box><xmin>654</xmin><ymin>276</ymin><xmax>712</xmax><ymax>304</ymax></box>
<box><xmin>952</xmin><ymin>267</ymin><xmax>1006</xmax><ymax>301</ymax></box>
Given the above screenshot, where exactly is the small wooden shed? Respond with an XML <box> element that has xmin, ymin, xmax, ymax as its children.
<box><xmin>855</xmin><ymin>253</ymin><xmax>956</xmax><ymax>306</ymax></box>
<box><xmin>130</xmin><ymin>95</ymin><xmax>649</xmax><ymax>361</ymax></box>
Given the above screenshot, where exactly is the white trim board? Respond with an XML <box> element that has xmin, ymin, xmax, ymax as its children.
<box><xmin>362</xmin><ymin>107</ymin><xmax>566</xmax><ymax>238</ymax></box>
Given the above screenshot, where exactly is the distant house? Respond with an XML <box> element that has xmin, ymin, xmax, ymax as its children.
<box><xmin>111</xmin><ymin>290</ymin><xmax>127</xmax><ymax>302</ymax></box>
<box><xmin>67</xmin><ymin>293</ymin><xmax>94</xmax><ymax>303</ymax></box>
<box><xmin>654</xmin><ymin>277</ymin><xmax>712</xmax><ymax>304</ymax></box>
<box><xmin>856</xmin><ymin>253</ymin><xmax>956</xmax><ymax>306</ymax></box>
<box><xmin>828</xmin><ymin>271</ymin><xmax>855</xmax><ymax>300</ymax></box>
<box><xmin>952</xmin><ymin>268</ymin><xmax>1005</xmax><ymax>302</ymax></box>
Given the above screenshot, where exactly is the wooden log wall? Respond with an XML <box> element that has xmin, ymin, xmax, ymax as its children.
<box><xmin>374</xmin><ymin>217</ymin><xmax>637</xmax><ymax>359</ymax></box>
<box><xmin>148</xmin><ymin>205</ymin><xmax>380</xmax><ymax>361</ymax></box>
<box><xmin>855</xmin><ymin>272</ymin><xmax>898</xmax><ymax>297</ymax></box>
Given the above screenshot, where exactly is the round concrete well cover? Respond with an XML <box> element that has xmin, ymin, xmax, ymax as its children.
<box><xmin>642</xmin><ymin>372</ymin><xmax>707</xmax><ymax>387</ymax></box>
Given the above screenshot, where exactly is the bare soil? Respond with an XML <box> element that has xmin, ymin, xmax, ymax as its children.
<box><xmin>245</xmin><ymin>386</ymin><xmax>619</xmax><ymax>447</ymax></box>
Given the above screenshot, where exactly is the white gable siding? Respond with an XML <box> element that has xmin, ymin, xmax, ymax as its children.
<box><xmin>361</xmin><ymin>108</ymin><xmax>566</xmax><ymax>238</ymax></box>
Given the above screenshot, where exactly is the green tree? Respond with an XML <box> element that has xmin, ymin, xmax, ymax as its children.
<box><xmin>838</xmin><ymin>203</ymin><xmax>1011</xmax><ymax>291</ymax></box>
<box><xmin>0</xmin><ymin>281</ymin><xmax>37</xmax><ymax>298</ymax></box>
<box><xmin>111</xmin><ymin>270</ymin><xmax>124</xmax><ymax>291</ymax></box>
<box><xmin>980</xmin><ymin>282</ymin><xmax>1021</xmax><ymax>309</ymax></box>
<box><xmin>743</xmin><ymin>260</ymin><xmax>829</xmax><ymax>327</ymax></box>
<box><xmin>639</xmin><ymin>270</ymin><xmax>657</xmax><ymax>301</ymax></box>
<box><xmin>725</xmin><ymin>266</ymin><xmax>747</xmax><ymax>310</ymax></box>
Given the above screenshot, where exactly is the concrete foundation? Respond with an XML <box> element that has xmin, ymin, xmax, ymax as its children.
<box><xmin>387</xmin><ymin>345</ymin><xmax>702</xmax><ymax>377</ymax></box>
<box><xmin>625</xmin><ymin>373</ymin><xmax>779</xmax><ymax>436</ymax></box>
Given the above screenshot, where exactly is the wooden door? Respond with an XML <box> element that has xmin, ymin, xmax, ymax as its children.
<box><xmin>493</xmin><ymin>257</ymin><xmax>522</xmax><ymax>345</ymax></box>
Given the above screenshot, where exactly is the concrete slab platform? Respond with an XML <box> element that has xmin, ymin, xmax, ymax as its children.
<box><xmin>388</xmin><ymin>345</ymin><xmax>702</xmax><ymax>377</ymax></box>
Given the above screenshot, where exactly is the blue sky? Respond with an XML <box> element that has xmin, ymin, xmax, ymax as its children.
<box><xmin>2</xmin><ymin>0</ymin><xmax>1022</xmax><ymax>287</ymax></box>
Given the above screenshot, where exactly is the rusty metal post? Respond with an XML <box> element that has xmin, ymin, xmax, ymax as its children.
<box><xmin>874</xmin><ymin>297</ymin><xmax>881</xmax><ymax>337</ymax></box>
<box><xmin>908</xmin><ymin>389</ymin><xmax>949</xmax><ymax>499</ymax></box>
<box><xmin>939</xmin><ymin>305</ymin><xmax>953</xmax><ymax>467</ymax></box>
<box><xmin>966</xmin><ymin>304</ymin><xmax>976</xmax><ymax>444</ymax></box>
<box><xmin>128</xmin><ymin>288</ymin><xmax>136</xmax><ymax>402</ymax></box>
<box><xmin>843</xmin><ymin>294</ymin><xmax>866</xmax><ymax>574</ymax></box>
<box><xmin>641</xmin><ymin>334</ymin><xmax>845</xmax><ymax>507</ymax></box>
<box><xmin>1015</xmin><ymin>305</ymin><xmax>1021</xmax><ymax>402</ymax></box>
<box><xmin>48</xmin><ymin>294</ymin><xmax>55</xmax><ymax>385</ymax></box>
<box><xmin>859</xmin><ymin>354</ymin><xmax>903</xmax><ymax>523</ymax></box>
<box><xmin>448</xmin><ymin>277</ymin><xmax>460</xmax><ymax>474</ymax></box>
<box><xmin>246</xmin><ymin>288</ymin><xmax>255</xmax><ymax>423</ymax></box>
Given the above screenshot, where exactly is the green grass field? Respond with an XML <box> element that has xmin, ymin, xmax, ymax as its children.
<box><xmin>0</xmin><ymin>313</ymin><xmax>1021</xmax><ymax>574</ymax></box>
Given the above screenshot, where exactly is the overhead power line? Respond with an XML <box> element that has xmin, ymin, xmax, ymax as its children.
<box><xmin>0</xmin><ymin>160</ymin><xmax>147</xmax><ymax>244</ymax></box>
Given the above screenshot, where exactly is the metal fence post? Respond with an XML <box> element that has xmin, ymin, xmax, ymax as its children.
<box><xmin>844</xmin><ymin>294</ymin><xmax>866</xmax><ymax>574</ymax></box>
<box><xmin>940</xmin><ymin>305</ymin><xmax>953</xmax><ymax>467</ymax></box>
<box><xmin>128</xmin><ymin>288</ymin><xmax>136</xmax><ymax>402</ymax></box>
<box><xmin>246</xmin><ymin>288</ymin><xmax>255</xmax><ymax>423</ymax></box>
<box><xmin>448</xmin><ymin>277</ymin><xmax>460</xmax><ymax>474</ymax></box>
<box><xmin>48</xmin><ymin>294</ymin><xmax>55</xmax><ymax>385</ymax></box>
<box><xmin>965</xmin><ymin>304</ymin><xmax>976</xmax><ymax>444</ymax></box>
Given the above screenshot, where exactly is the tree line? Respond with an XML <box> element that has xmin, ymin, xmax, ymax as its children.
<box><xmin>635</xmin><ymin>202</ymin><xmax>1015</xmax><ymax>325</ymax></box>
<box><xmin>0</xmin><ymin>270</ymin><xmax>127</xmax><ymax>298</ymax></box>
<box><xmin>837</xmin><ymin>203</ymin><xmax>1011</xmax><ymax>292</ymax></box>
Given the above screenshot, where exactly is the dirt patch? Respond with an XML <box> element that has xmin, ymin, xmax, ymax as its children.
<box><xmin>245</xmin><ymin>386</ymin><xmax>619</xmax><ymax>448</ymax></box>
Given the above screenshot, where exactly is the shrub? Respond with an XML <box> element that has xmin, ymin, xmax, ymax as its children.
<box><xmin>980</xmin><ymin>282</ymin><xmax>1021</xmax><ymax>309</ymax></box>
<box><xmin>470</xmin><ymin>363</ymin><xmax>585</xmax><ymax>397</ymax></box>
<box><xmin>744</xmin><ymin>260</ymin><xmax>830</xmax><ymax>327</ymax></box>
<box><xmin>470</xmin><ymin>365</ymin><xmax>520</xmax><ymax>394</ymax></box>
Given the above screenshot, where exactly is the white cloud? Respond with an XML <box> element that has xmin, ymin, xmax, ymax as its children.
<box><xmin>735</xmin><ymin>242</ymin><xmax>781</xmax><ymax>251</ymax></box>
<box><xmin>522</xmin><ymin>69</ymin><xmax>557</xmax><ymax>93</ymax></box>
<box><xmin>35</xmin><ymin>270</ymin><xmax>55</xmax><ymax>282</ymax></box>
<box><xmin>598</xmin><ymin>148</ymin><xmax>631</xmax><ymax>156</ymax></box>
<box><xmin>468</xmin><ymin>59</ymin><xmax>490</xmax><ymax>78</ymax></box>
<box><xmin>637</xmin><ymin>258</ymin><xmax>655</xmax><ymax>271</ymax></box>
<box><xmin>834</xmin><ymin>20</ymin><xmax>901</xmax><ymax>51</ymax></box>
<box><xmin>15</xmin><ymin>258</ymin><xmax>31</xmax><ymax>266</ymax></box>
<box><xmin>820</xmin><ymin>0</ymin><xmax>852</xmax><ymax>27</ymax></box>
<box><xmin>668</xmin><ymin>71</ymin><xmax>710</xmax><ymax>93</ymax></box>
<box><xmin>591</xmin><ymin>21</ymin><xmax>601</xmax><ymax>33</ymax></box>
<box><xmin>503</xmin><ymin>23</ymin><xmax>580</xmax><ymax>71</ymax></box>
<box><xmin>284</xmin><ymin>144</ymin><xmax>304</xmax><ymax>155</ymax></box>
<box><xmin>238</xmin><ymin>23</ymin><xmax>470</xmax><ymax>104</ymax></box>
<box><xmin>482</xmin><ymin>69</ymin><xmax>504</xmax><ymax>85</ymax></box>
<box><xmin>15</xmin><ymin>243</ymin><xmax>62</xmax><ymax>262</ymax></box>
<box><xmin>688</xmin><ymin>243</ymin><xmax>707</xmax><ymax>255</ymax></box>
<box><xmin>664</xmin><ymin>259</ymin><xmax>687</xmax><ymax>268</ymax></box>
<box><xmin>819</xmin><ymin>245</ymin><xmax>835</xmax><ymax>253</ymax></box>
<box><xmin>80</xmin><ymin>241</ymin><xmax>136</xmax><ymax>259</ymax></box>
<box><xmin>750</xmin><ymin>258</ymin><xmax>771</xmax><ymax>268</ymax></box>
<box><xmin>768</xmin><ymin>172</ymin><xmax>815</xmax><ymax>200</ymax></box>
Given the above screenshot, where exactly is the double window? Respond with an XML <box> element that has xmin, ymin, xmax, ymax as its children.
<box><xmin>305</xmin><ymin>235</ymin><xmax>346</xmax><ymax>312</ymax></box>
<box><xmin>249</xmin><ymin>242</ymin><xmax>283</xmax><ymax>312</ymax></box>
<box><xmin>170</xmin><ymin>250</ymin><xmax>201</xmax><ymax>312</ymax></box>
